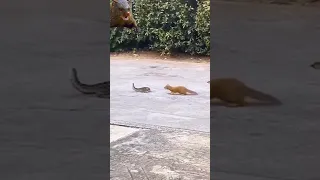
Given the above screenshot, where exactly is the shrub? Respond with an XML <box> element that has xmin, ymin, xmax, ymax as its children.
<box><xmin>195</xmin><ymin>0</ymin><xmax>210</xmax><ymax>55</ymax></box>
<box><xmin>110</xmin><ymin>0</ymin><xmax>210</xmax><ymax>56</ymax></box>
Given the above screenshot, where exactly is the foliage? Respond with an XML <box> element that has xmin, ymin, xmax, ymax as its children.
<box><xmin>110</xmin><ymin>0</ymin><xmax>210</xmax><ymax>56</ymax></box>
<box><xmin>195</xmin><ymin>0</ymin><xmax>210</xmax><ymax>55</ymax></box>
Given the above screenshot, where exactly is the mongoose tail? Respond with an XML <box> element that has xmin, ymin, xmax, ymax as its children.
<box><xmin>132</xmin><ymin>83</ymin><xmax>136</xmax><ymax>90</ymax></box>
<box><xmin>246</xmin><ymin>87</ymin><xmax>282</xmax><ymax>105</ymax></box>
<box><xmin>70</xmin><ymin>68</ymin><xmax>109</xmax><ymax>96</ymax></box>
<box><xmin>70</xmin><ymin>68</ymin><xmax>95</xmax><ymax>94</ymax></box>
<box><xmin>186</xmin><ymin>89</ymin><xmax>198</xmax><ymax>95</ymax></box>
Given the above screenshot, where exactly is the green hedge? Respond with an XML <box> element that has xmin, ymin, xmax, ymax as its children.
<box><xmin>110</xmin><ymin>0</ymin><xmax>210</xmax><ymax>56</ymax></box>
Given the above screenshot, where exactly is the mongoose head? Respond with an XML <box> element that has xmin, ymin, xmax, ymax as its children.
<box><xmin>164</xmin><ymin>84</ymin><xmax>170</xmax><ymax>89</ymax></box>
<box><xmin>310</xmin><ymin>62</ymin><xmax>320</xmax><ymax>69</ymax></box>
<box><xmin>111</xmin><ymin>0</ymin><xmax>137</xmax><ymax>28</ymax></box>
<box><xmin>144</xmin><ymin>87</ymin><xmax>151</xmax><ymax>92</ymax></box>
<box><xmin>112</xmin><ymin>0</ymin><xmax>131</xmax><ymax>20</ymax></box>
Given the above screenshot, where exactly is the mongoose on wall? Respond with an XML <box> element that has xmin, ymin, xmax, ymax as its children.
<box><xmin>132</xmin><ymin>83</ymin><xmax>151</xmax><ymax>93</ymax></box>
<box><xmin>70</xmin><ymin>0</ymin><xmax>137</xmax><ymax>98</ymax></box>
<box><xmin>164</xmin><ymin>84</ymin><xmax>198</xmax><ymax>95</ymax></box>
<box><xmin>208</xmin><ymin>78</ymin><xmax>282</xmax><ymax>107</ymax></box>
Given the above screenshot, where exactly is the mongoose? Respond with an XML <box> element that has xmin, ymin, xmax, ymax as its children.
<box><xmin>310</xmin><ymin>62</ymin><xmax>320</xmax><ymax>69</ymax></box>
<box><xmin>208</xmin><ymin>78</ymin><xmax>282</xmax><ymax>107</ymax></box>
<box><xmin>70</xmin><ymin>0</ymin><xmax>137</xmax><ymax>98</ymax></box>
<box><xmin>70</xmin><ymin>68</ymin><xmax>109</xmax><ymax>98</ymax></box>
<box><xmin>110</xmin><ymin>0</ymin><xmax>137</xmax><ymax>29</ymax></box>
<box><xmin>164</xmin><ymin>84</ymin><xmax>198</xmax><ymax>95</ymax></box>
<box><xmin>132</xmin><ymin>83</ymin><xmax>151</xmax><ymax>93</ymax></box>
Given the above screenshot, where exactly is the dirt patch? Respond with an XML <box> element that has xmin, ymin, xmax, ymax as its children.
<box><xmin>110</xmin><ymin>50</ymin><xmax>210</xmax><ymax>64</ymax></box>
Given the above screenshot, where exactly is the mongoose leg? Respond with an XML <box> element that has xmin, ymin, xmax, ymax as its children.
<box><xmin>225</xmin><ymin>100</ymin><xmax>247</xmax><ymax>107</ymax></box>
<box><xmin>223</xmin><ymin>97</ymin><xmax>247</xmax><ymax>107</ymax></box>
<box><xmin>236</xmin><ymin>99</ymin><xmax>248</xmax><ymax>107</ymax></box>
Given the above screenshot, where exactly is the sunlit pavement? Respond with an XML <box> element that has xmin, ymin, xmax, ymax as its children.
<box><xmin>110</xmin><ymin>58</ymin><xmax>210</xmax><ymax>132</ymax></box>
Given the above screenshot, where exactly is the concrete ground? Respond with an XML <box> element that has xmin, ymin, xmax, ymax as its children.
<box><xmin>1</xmin><ymin>0</ymin><xmax>110</xmax><ymax>179</ymax></box>
<box><xmin>110</xmin><ymin>56</ymin><xmax>210</xmax><ymax>132</ymax></box>
<box><xmin>212</xmin><ymin>1</ymin><xmax>320</xmax><ymax>180</ymax></box>
<box><xmin>110</xmin><ymin>56</ymin><xmax>210</xmax><ymax>179</ymax></box>
<box><xmin>110</xmin><ymin>125</ymin><xmax>210</xmax><ymax>180</ymax></box>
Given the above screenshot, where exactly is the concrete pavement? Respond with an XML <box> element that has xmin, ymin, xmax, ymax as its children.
<box><xmin>212</xmin><ymin>1</ymin><xmax>320</xmax><ymax>179</ymax></box>
<box><xmin>0</xmin><ymin>0</ymin><xmax>109</xmax><ymax>179</ymax></box>
<box><xmin>110</xmin><ymin>125</ymin><xmax>210</xmax><ymax>180</ymax></box>
<box><xmin>110</xmin><ymin>55</ymin><xmax>210</xmax><ymax>179</ymax></box>
<box><xmin>110</xmin><ymin>57</ymin><xmax>210</xmax><ymax>132</ymax></box>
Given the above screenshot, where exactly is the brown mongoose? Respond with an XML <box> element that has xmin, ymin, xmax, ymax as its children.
<box><xmin>70</xmin><ymin>68</ymin><xmax>109</xmax><ymax>98</ymax></box>
<box><xmin>110</xmin><ymin>0</ymin><xmax>137</xmax><ymax>29</ymax></box>
<box><xmin>164</xmin><ymin>84</ymin><xmax>198</xmax><ymax>95</ymax></box>
<box><xmin>132</xmin><ymin>83</ymin><xmax>151</xmax><ymax>93</ymax></box>
<box><xmin>208</xmin><ymin>78</ymin><xmax>282</xmax><ymax>107</ymax></box>
<box><xmin>310</xmin><ymin>62</ymin><xmax>320</xmax><ymax>69</ymax></box>
<box><xmin>70</xmin><ymin>0</ymin><xmax>137</xmax><ymax>98</ymax></box>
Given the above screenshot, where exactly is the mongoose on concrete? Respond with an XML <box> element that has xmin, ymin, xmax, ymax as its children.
<box><xmin>208</xmin><ymin>78</ymin><xmax>282</xmax><ymax>107</ymax></box>
<box><xmin>132</xmin><ymin>83</ymin><xmax>151</xmax><ymax>93</ymax></box>
<box><xmin>164</xmin><ymin>84</ymin><xmax>198</xmax><ymax>95</ymax></box>
<box><xmin>310</xmin><ymin>62</ymin><xmax>320</xmax><ymax>69</ymax></box>
<box><xmin>70</xmin><ymin>68</ymin><xmax>109</xmax><ymax>98</ymax></box>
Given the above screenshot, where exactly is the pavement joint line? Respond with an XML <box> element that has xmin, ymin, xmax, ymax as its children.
<box><xmin>110</xmin><ymin>123</ymin><xmax>149</xmax><ymax>130</ymax></box>
<box><xmin>110</xmin><ymin>121</ymin><xmax>210</xmax><ymax>134</ymax></box>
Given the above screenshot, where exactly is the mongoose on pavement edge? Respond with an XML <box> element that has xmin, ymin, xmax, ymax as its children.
<box><xmin>70</xmin><ymin>0</ymin><xmax>137</xmax><ymax>98</ymax></box>
<box><xmin>164</xmin><ymin>84</ymin><xmax>198</xmax><ymax>95</ymax></box>
<box><xmin>208</xmin><ymin>78</ymin><xmax>282</xmax><ymax>107</ymax></box>
<box><xmin>132</xmin><ymin>83</ymin><xmax>151</xmax><ymax>93</ymax></box>
<box><xmin>70</xmin><ymin>68</ymin><xmax>109</xmax><ymax>98</ymax></box>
